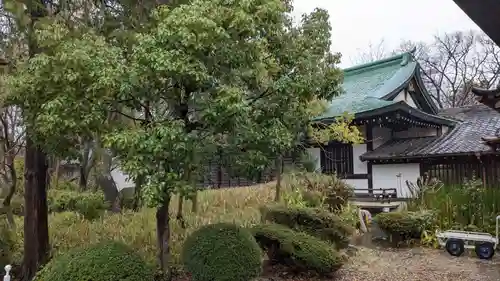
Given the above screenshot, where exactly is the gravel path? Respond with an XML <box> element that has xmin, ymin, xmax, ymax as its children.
<box><xmin>336</xmin><ymin>247</ymin><xmax>500</xmax><ymax>281</ymax></box>
<box><xmin>259</xmin><ymin>246</ymin><xmax>500</xmax><ymax>281</ymax></box>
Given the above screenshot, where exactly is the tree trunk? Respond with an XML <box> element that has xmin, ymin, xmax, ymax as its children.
<box><xmin>53</xmin><ymin>158</ymin><xmax>60</xmax><ymax>187</ymax></box>
<box><xmin>22</xmin><ymin>137</ymin><xmax>49</xmax><ymax>281</ymax></box>
<box><xmin>274</xmin><ymin>154</ymin><xmax>283</xmax><ymax>202</ymax></box>
<box><xmin>176</xmin><ymin>195</ymin><xmax>186</xmax><ymax>228</ymax></box>
<box><xmin>156</xmin><ymin>195</ymin><xmax>171</xmax><ymax>274</ymax></box>
<box><xmin>132</xmin><ymin>176</ymin><xmax>143</xmax><ymax>211</ymax></box>
<box><xmin>3</xmin><ymin>154</ymin><xmax>17</xmax><ymax>229</ymax></box>
<box><xmin>79</xmin><ymin>165</ymin><xmax>87</xmax><ymax>190</ymax></box>
<box><xmin>22</xmin><ymin>2</ymin><xmax>50</xmax><ymax>279</ymax></box>
<box><xmin>79</xmin><ymin>140</ymin><xmax>94</xmax><ymax>191</ymax></box>
<box><xmin>191</xmin><ymin>192</ymin><xmax>198</xmax><ymax>213</ymax></box>
<box><xmin>3</xmin><ymin>154</ymin><xmax>17</xmax><ymax>206</ymax></box>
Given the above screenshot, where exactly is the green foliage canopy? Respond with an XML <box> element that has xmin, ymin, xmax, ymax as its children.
<box><xmin>6</xmin><ymin>0</ymin><xmax>360</xmax><ymax>207</ymax></box>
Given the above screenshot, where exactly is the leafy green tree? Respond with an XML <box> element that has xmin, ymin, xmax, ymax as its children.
<box><xmin>107</xmin><ymin>0</ymin><xmax>361</xmax><ymax>271</ymax></box>
<box><xmin>6</xmin><ymin>0</ymin><xmax>361</xmax><ymax>274</ymax></box>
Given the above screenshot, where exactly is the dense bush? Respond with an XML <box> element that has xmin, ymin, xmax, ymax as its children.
<box><xmin>0</xmin><ymin>220</ymin><xmax>15</xmax><ymax>269</ymax></box>
<box><xmin>284</xmin><ymin>171</ymin><xmax>353</xmax><ymax>212</ymax></box>
<box><xmin>251</xmin><ymin>223</ymin><xmax>343</xmax><ymax>275</ymax></box>
<box><xmin>7</xmin><ymin>188</ymin><xmax>108</xmax><ymax>218</ymax></box>
<box><xmin>52</xmin><ymin>180</ymin><xmax>79</xmax><ymax>191</ymax></box>
<box><xmin>48</xmin><ymin>189</ymin><xmax>108</xmax><ymax>219</ymax></box>
<box><xmin>374</xmin><ymin>210</ymin><xmax>436</xmax><ymax>242</ymax></box>
<box><xmin>260</xmin><ymin>204</ymin><xmax>353</xmax><ymax>249</ymax></box>
<box><xmin>181</xmin><ymin>223</ymin><xmax>262</xmax><ymax>281</ymax></box>
<box><xmin>35</xmin><ymin>241</ymin><xmax>154</xmax><ymax>281</ymax></box>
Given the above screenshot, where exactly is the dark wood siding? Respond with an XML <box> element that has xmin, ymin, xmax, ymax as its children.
<box><xmin>421</xmin><ymin>156</ymin><xmax>500</xmax><ymax>187</ymax></box>
<box><xmin>320</xmin><ymin>143</ymin><xmax>354</xmax><ymax>176</ymax></box>
<box><xmin>197</xmin><ymin>152</ymin><xmax>301</xmax><ymax>189</ymax></box>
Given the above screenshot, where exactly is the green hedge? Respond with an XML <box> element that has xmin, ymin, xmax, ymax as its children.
<box><xmin>374</xmin><ymin>210</ymin><xmax>436</xmax><ymax>241</ymax></box>
<box><xmin>48</xmin><ymin>189</ymin><xmax>109</xmax><ymax>220</ymax></box>
<box><xmin>34</xmin><ymin>241</ymin><xmax>154</xmax><ymax>281</ymax></box>
<box><xmin>181</xmin><ymin>223</ymin><xmax>262</xmax><ymax>281</ymax></box>
<box><xmin>260</xmin><ymin>204</ymin><xmax>353</xmax><ymax>249</ymax></box>
<box><xmin>251</xmin><ymin>223</ymin><xmax>343</xmax><ymax>276</ymax></box>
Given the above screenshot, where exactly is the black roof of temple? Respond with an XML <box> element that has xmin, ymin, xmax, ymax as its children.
<box><xmin>359</xmin><ymin>104</ymin><xmax>500</xmax><ymax>161</ymax></box>
<box><xmin>360</xmin><ymin>137</ymin><xmax>438</xmax><ymax>161</ymax></box>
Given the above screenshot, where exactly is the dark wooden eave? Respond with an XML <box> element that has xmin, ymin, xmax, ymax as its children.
<box><xmin>317</xmin><ymin>101</ymin><xmax>457</xmax><ymax>128</ymax></box>
<box><xmin>471</xmin><ymin>87</ymin><xmax>500</xmax><ymax>111</ymax></box>
<box><xmin>452</xmin><ymin>0</ymin><xmax>500</xmax><ymax>47</ymax></box>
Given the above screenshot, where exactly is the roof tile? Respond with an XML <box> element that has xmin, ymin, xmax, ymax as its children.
<box><xmin>316</xmin><ymin>52</ymin><xmax>417</xmax><ymax>119</ymax></box>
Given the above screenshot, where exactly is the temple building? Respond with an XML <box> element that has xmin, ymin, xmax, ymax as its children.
<box><xmin>307</xmin><ymin>50</ymin><xmax>500</xmax><ymax>199</ymax></box>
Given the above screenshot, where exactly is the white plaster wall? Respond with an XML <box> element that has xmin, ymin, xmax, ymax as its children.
<box><xmin>344</xmin><ymin>179</ymin><xmax>369</xmax><ymax>193</ymax></box>
<box><xmin>111</xmin><ymin>168</ymin><xmax>134</xmax><ymax>191</ymax></box>
<box><xmin>372</xmin><ymin>127</ymin><xmax>391</xmax><ymax>149</ymax></box>
<box><xmin>393</xmin><ymin>90</ymin><xmax>418</xmax><ymax>108</ymax></box>
<box><xmin>392</xmin><ymin>127</ymin><xmax>437</xmax><ymax>138</ymax></box>
<box><xmin>352</xmin><ymin>144</ymin><xmax>367</xmax><ymax>174</ymax></box>
<box><xmin>306</xmin><ymin>147</ymin><xmax>321</xmax><ymax>172</ymax></box>
<box><xmin>372</xmin><ymin>163</ymin><xmax>420</xmax><ymax>198</ymax></box>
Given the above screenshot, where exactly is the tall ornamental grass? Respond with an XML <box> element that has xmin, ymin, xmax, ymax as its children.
<box><xmin>407</xmin><ymin>176</ymin><xmax>500</xmax><ymax>233</ymax></box>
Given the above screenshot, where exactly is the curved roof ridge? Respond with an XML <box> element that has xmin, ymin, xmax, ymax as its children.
<box><xmin>344</xmin><ymin>48</ymin><xmax>416</xmax><ymax>76</ymax></box>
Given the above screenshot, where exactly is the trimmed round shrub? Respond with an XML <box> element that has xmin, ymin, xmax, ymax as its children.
<box><xmin>34</xmin><ymin>241</ymin><xmax>154</xmax><ymax>281</ymax></box>
<box><xmin>181</xmin><ymin>223</ymin><xmax>262</xmax><ymax>281</ymax></box>
<box><xmin>251</xmin><ymin>223</ymin><xmax>343</xmax><ymax>275</ymax></box>
<box><xmin>260</xmin><ymin>204</ymin><xmax>353</xmax><ymax>249</ymax></box>
<box><xmin>374</xmin><ymin>210</ymin><xmax>436</xmax><ymax>242</ymax></box>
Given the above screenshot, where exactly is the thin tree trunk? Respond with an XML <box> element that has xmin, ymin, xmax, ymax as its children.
<box><xmin>274</xmin><ymin>154</ymin><xmax>283</xmax><ymax>202</ymax></box>
<box><xmin>176</xmin><ymin>195</ymin><xmax>186</xmax><ymax>228</ymax></box>
<box><xmin>3</xmin><ymin>154</ymin><xmax>17</xmax><ymax>229</ymax></box>
<box><xmin>132</xmin><ymin>176</ymin><xmax>143</xmax><ymax>211</ymax></box>
<box><xmin>53</xmin><ymin>158</ymin><xmax>60</xmax><ymax>187</ymax></box>
<box><xmin>79</xmin><ymin>140</ymin><xmax>93</xmax><ymax>191</ymax></box>
<box><xmin>156</xmin><ymin>195</ymin><xmax>171</xmax><ymax>274</ymax></box>
<box><xmin>3</xmin><ymin>155</ymin><xmax>16</xmax><ymax>206</ymax></box>
<box><xmin>79</xmin><ymin>165</ymin><xmax>87</xmax><ymax>190</ymax></box>
<box><xmin>191</xmin><ymin>192</ymin><xmax>198</xmax><ymax>213</ymax></box>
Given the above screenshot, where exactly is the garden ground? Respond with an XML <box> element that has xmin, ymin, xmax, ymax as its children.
<box><xmin>335</xmin><ymin>247</ymin><xmax>500</xmax><ymax>281</ymax></box>
<box><xmin>254</xmin><ymin>246</ymin><xmax>500</xmax><ymax>281</ymax></box>
<box><xmin>5</xmin><ymin>182</ymin><xmax>500</xmax><ymax>281</ymax></box>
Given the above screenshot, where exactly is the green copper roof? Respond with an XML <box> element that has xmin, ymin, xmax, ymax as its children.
<box><xmin>315</xmin><ymin>51</ymin><xmax>417</xmax><ymax>120</ymax></box>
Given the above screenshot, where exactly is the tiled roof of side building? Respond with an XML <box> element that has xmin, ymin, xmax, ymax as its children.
<box><xmin>421</xmin><ymin>104</ymin><xmax>500</xmax><ymax>155</ymax></box>
<box><xmin>360</xmin><ymin>137</ymin><xmax>439</xmax><ymax>161</ymax></box>
<box><xmin>359</xmin><ymin>104</ymin><xmax>500</xmax><ymax>161</ymax></box>
<box><xmin>315</xmin><ymin>51</ymin><xmax>417</xmax><ymax>120</ymax></box>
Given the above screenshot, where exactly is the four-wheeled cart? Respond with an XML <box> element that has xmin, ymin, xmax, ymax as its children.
<box><xmin>436</xmin><ymin>215</ymin><xmax>500</xmax><ymax>260</ymax></box>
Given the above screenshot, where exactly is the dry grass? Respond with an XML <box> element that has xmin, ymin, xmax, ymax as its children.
<box><xmin>11</xmin><ymin>183</ymin><xmax>275</xmax><ymax>265</ymax></box>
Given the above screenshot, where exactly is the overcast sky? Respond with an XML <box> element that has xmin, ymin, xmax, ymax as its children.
<box><xmin>292</xmin><ymin>0</ymin><xmax>481</xmax><ymax>68</ymax></box>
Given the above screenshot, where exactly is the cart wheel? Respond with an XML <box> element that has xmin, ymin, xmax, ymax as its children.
<box><xmin>475</xmin><ymin>242</ymin><xmax>495</xmax><ymax>260</ymax></box>
<box><xmin>445</xmin><ymin>239</ymin><xmax>464</xmax><ymax>257</ymax></box>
